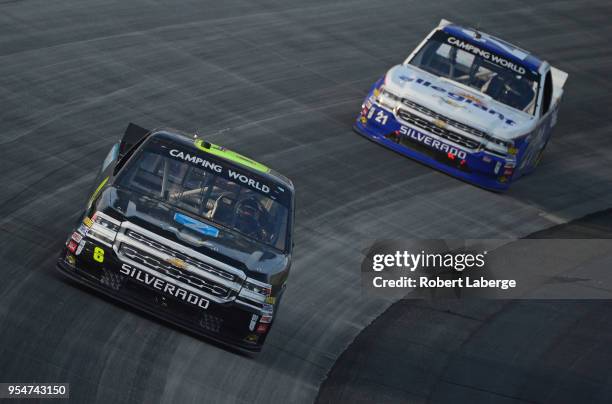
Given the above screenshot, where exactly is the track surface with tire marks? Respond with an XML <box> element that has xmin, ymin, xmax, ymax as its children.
<box><xmin>1</xmin><ymin>0</ymin><xmax>612</xmax><ymax>403</ymax></box>
<box><xmin>317</xmin><ymin>210</ymin><xmax>612</xmax><ymax>404</ymax></box>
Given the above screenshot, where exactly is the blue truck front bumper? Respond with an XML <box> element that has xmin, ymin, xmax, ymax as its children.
<box><xmin>354</xmin><ymin>101</ymin><xmax>516</xmax><ymax>191</ymax></box>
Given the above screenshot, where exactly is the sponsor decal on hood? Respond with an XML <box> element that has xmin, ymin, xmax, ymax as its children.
<box><xmin>385</xmin><ymin>65</ymin><xmax>536</xmax><ymax>140</ymax></box>
<box><xmin>174</xmin><ymin>212</ymin><xmax>220</xmax><ymax>238</ymax></box>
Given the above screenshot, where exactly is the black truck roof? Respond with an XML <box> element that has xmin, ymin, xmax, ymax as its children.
<box><xmin>123</xmin><ymin>124</ymin><xmax>294</xmax><ymax>192</ymax></box>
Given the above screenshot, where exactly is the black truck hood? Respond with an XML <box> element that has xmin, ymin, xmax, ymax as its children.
<box><xmin>96</xmin><ymin>186</ymin><xmax>289</xmax><ymax>279</ymax></box>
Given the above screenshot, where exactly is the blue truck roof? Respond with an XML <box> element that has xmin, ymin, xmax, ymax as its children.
<box><xmin>441</xmin><ymin>24</ymin><xmax>543</xmax><ymax>74</ymax></box>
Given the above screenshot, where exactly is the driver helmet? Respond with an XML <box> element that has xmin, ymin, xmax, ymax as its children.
<box><xmin>235</xmin><ymin>198</ymin><xmax>260</xmax><ymax>235</ymax></box>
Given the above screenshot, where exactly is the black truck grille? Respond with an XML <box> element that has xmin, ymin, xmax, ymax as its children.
<box><xmin>119</xmin><ymin>244</ymin><xmax>231</xmax><ymax>298</ymax></box>
<box><xmin>125</xmin><ymin>230</ymin><xmax>235</xmax><ymax>282</ymax></box>
<box><xmin>397</xmin><ymin>109</ymin><xmax>481</xmax><ymax>150</ymax></box>
<box><xmin>401</xmin><ymin>99</ymin><xmax>488</xmax><ymax>139</ymax></box>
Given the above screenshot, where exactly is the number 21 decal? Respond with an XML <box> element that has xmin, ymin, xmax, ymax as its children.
<box><xmin>375</xmin><ymin>110</ymin><xmax>388</xmax><ymax>125</ymax></box>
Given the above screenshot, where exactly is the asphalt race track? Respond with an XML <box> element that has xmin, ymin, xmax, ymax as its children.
<box><xmin>1</xmin><ymin>0</ymin><xmax>612</xmax><ymax>403</ymax></box>
<box><xmin>317</xmin><ymin>211</ymin><xmax>612</xmax><ymax>404</ymax></box>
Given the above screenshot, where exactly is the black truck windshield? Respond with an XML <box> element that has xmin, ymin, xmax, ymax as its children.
<box><xmin>410</xmin><ymin>30</ymin><xmax>539</xmax><ymax>115</ymax></box>
<box><xmin>117</xmin><ymin>144</ymin><xmax>290</xmax><ymax>251</ymax></box>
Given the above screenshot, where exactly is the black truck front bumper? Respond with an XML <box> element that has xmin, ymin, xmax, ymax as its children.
<box><xmin>56</xmin><ymin>249</ymin><xmax>268</xmax><ymax>353</ymax></box>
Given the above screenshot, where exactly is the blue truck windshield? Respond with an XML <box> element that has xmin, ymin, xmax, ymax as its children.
<box><xmin>410</xmin><ymin>30</ymin><xmax>540</xmax><ymax>115</ymax></box>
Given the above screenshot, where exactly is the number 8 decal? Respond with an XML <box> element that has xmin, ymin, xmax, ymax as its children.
<box><xmin>93</xmin><ymin>246</ymin><xmax>105</xmax><ymax>263</ymax></box>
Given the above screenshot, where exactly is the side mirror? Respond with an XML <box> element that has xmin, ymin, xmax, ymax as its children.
<box><xmin>119</xmin><ymin>123</ymin><xmax>150</xmax><ymax>159</ymax></box>
<box><xmin>101</xmin><ymin>143</ymin><xmax>120</xmax><ymax>173</ymax></box>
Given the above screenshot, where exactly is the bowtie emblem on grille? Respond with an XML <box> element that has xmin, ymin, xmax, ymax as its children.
<box><xmin>166</xmin><ymin>257</ymin><xmax>188</xmax><ymax>269</ymax></box>
<box><xmin>433</xmin><ymin>119</ymin><xmax>447</xmax><ymax>129</ymax></box>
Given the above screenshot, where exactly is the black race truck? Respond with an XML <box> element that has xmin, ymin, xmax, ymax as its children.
<box><xmin>57</xmin><ymin>123</ymin><xmax>294</xmax><ymax>352</ymax></box>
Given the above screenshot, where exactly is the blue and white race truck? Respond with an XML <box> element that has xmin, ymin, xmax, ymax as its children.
<box><xmin>355</xmin><ymin>19</ymin><xmax>568</xmax><ymax>190</ymax></box>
